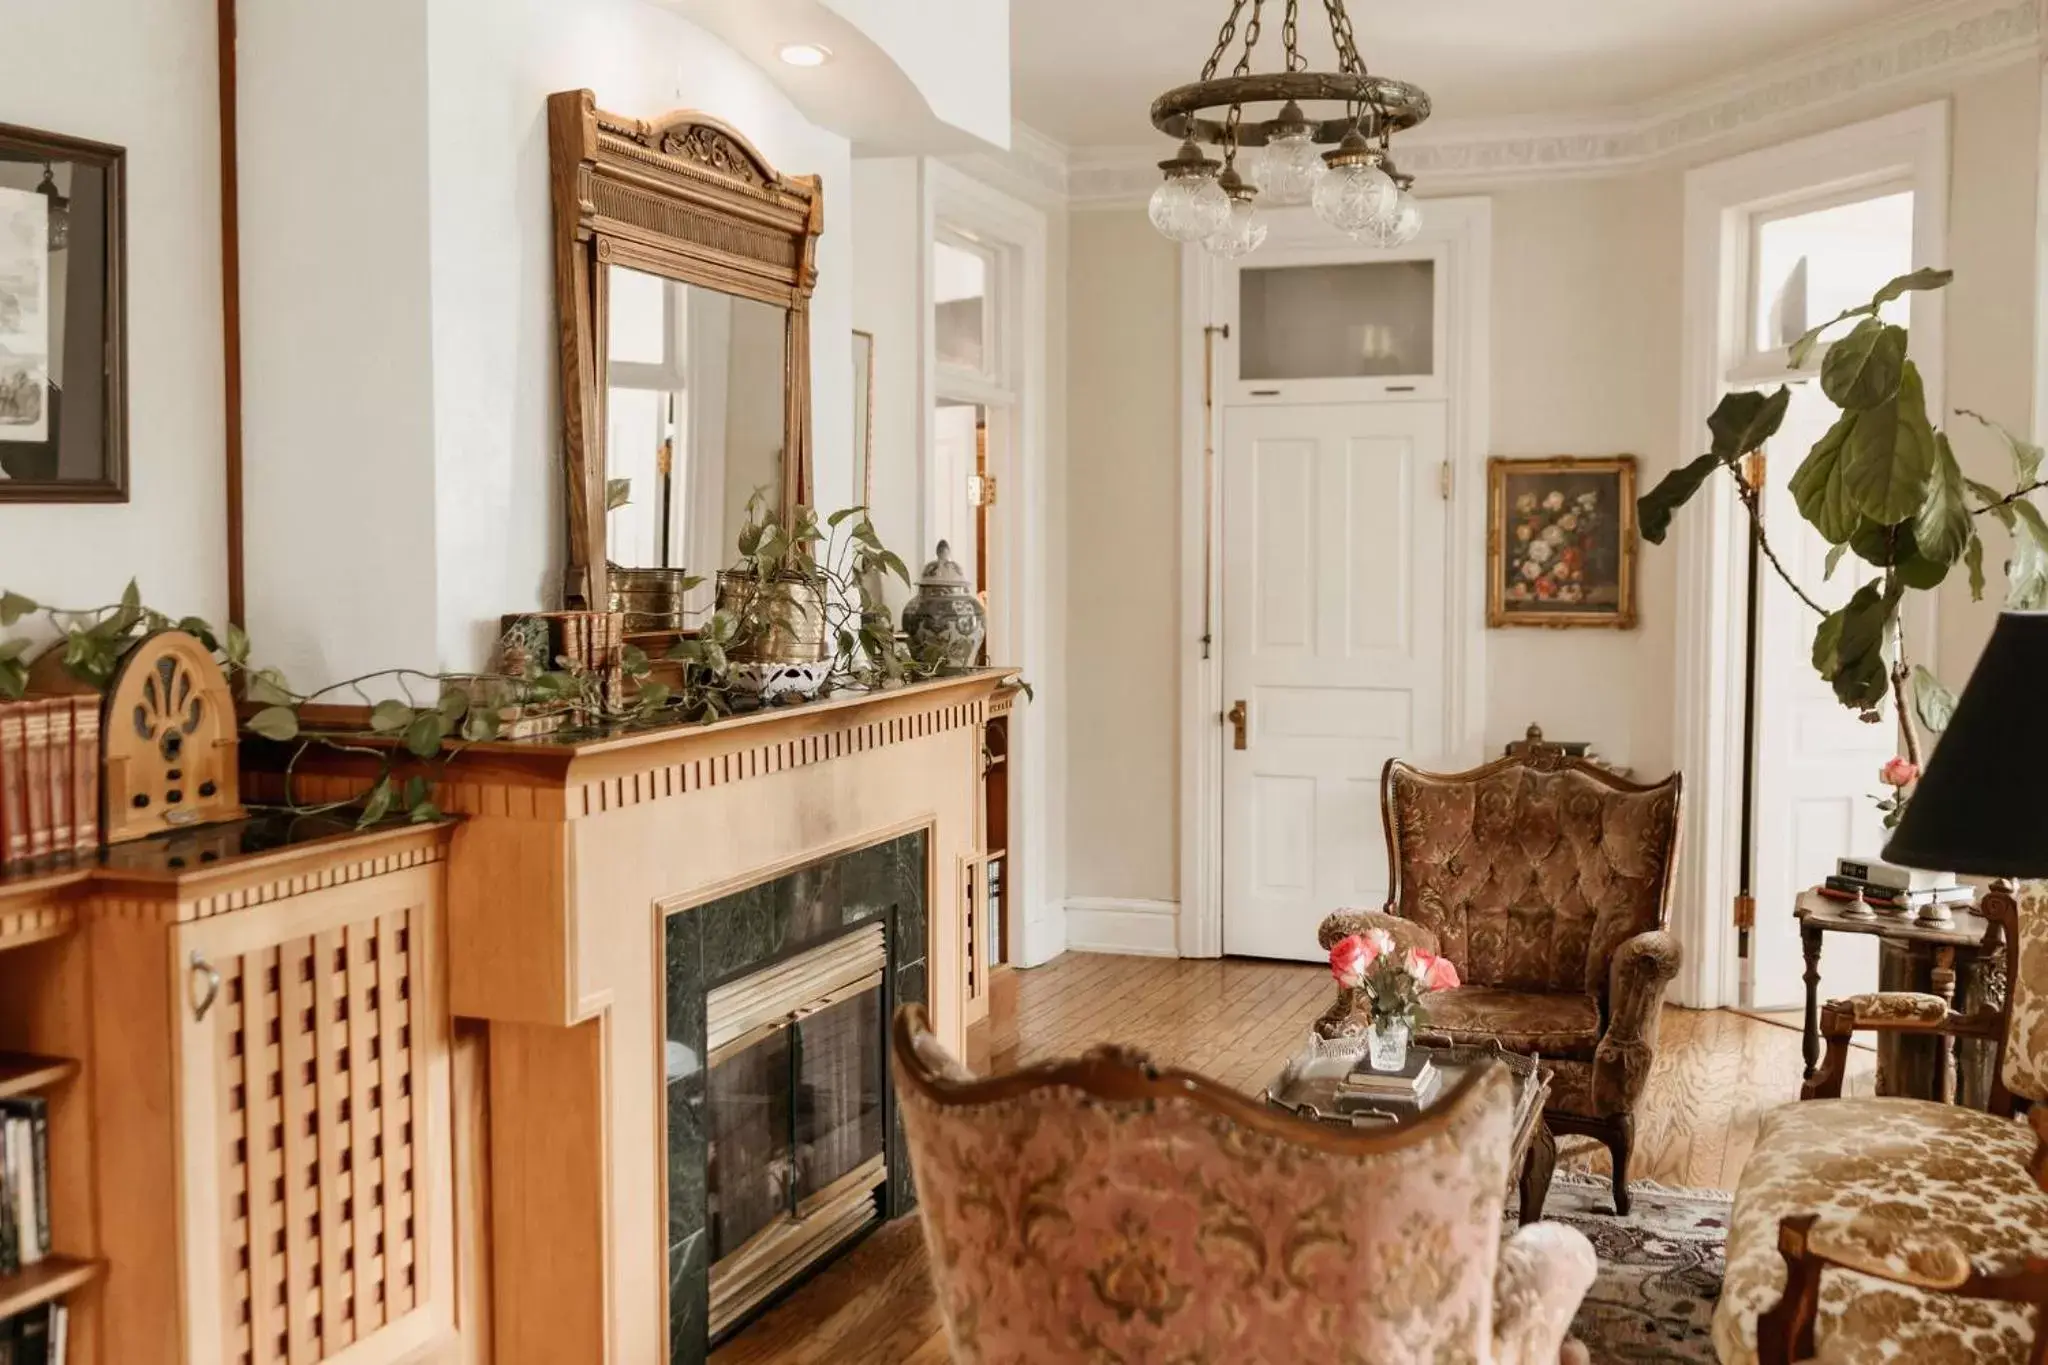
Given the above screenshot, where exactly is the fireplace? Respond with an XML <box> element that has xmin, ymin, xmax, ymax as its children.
<box><xmin>663</xmin><ymin>831</ymin><xmax>928</xmax><ymax>1362</ymax></box>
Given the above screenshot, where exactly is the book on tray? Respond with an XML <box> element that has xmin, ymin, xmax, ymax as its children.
<box><xmin>1819</xmin><ymin>875</ymin><xmax>1972</xmax><ymax>908</ymax></box>
<box><xmin>1341</xmin><ymin>1052</ymin><xmax>1439</xmax><ymax>1101</ymax></box>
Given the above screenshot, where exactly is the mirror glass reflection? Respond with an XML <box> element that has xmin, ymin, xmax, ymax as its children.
<box><xmin>605</xmin><ymin>265</ymin><xmax>787</xmax><ymax>592</ymax></box>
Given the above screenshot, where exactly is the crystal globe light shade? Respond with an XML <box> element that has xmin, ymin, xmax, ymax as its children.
<box><xmin>1352</xmin><ymin>187</ymin><xmax>1424</xmax><ymax>247</ymax></box>
<box><xmin>1203</xmin><ymin>199</ymin><xmax>1268</xmax><ymax>259</ymax></box>
<box><xmin>1312</xmin><ymin>160</ymin><xmax>1399</xmax><ymax>235</ymax></box>
<box><xmin>1149</xmin><ymin>173</ymin><xmax>1232</xmax><ymax>244</ymax></box>
<box><xmin>1260</xmin><ymin>127</ymin><xmax>1324</xmax><ymax>206</ymax></box>
<box><xmin>1385</xmin><ymin>190</ymin><xmax>1423</xmax><ymax>246</ymax></box>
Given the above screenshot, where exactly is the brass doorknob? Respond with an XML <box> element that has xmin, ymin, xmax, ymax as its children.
<box><xmin>1226</xmin><ymin>699</ymin><xmax>1248</xmax><ymax>750</ymax></box>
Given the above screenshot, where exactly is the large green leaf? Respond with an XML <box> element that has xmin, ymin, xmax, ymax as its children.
<box><xmin>1708</xmin><ymin>387</ymin><xmax>1792</xmax><ymax>461</ymax></box>
<box><xmin>245</xmin><ymin>668</ymin><xmax>295</xmax><ymax>707</ymax></box>
<box><xmin>1788</xmin><ymin>413</ymin><xmax>1863</xmax><ymax>542</ymax></box>
<box><xmin>1811</xmin><ymin>581</ymin><xmax>1898</xmax><ymax>710</ymax></box>
<box><xmin>359</xmin><ymin>776</ymin><xmax>395</xmax><ymax>827</ymax></box>
<box><xmin>0</xmin><ymin>591</ymin><xmax>37</xmax><ymax>627</ymax></box>
<box><xmin>1842</xmin><ymin>363</ymin><xmax>1936</xmax><ymax>524</ymax></box>
<box><xmin>1820</xmin><ymin>320</ymin><xmax>1906</xmax><ymax>410</ymax></box>
<box><xmin>1913</xmin><ymin>432</ymin><xmax>1973</xmax><ymax>567</ymax></box>
<box><xmin>2010</xmin><ymin>499</ymin><xmax>2048</xmax><ymax>608</ymax></box>
<box><xmin>1912</xmin><ymin>665</ymin><xmax>1958</xmax><ymax>734</ymax></box>
<box><xmin>1637</xmin><ymin>451</ymin><xmax>1724</xmax><ymax>545</ymax></box>
<box><xmin>1788</xmin><ymin>267</ymin><xmax>1954</xmax><ymax>368</ymax></box>
<box><xmin>403</xmin><ymin>711</ymin><xmax>448</xmax><ymax>759</ymax></box>
<box><xmin>1956</xmin><ymin>408</ymin><xmax>2045</xmax><ymax>487</ymax></box>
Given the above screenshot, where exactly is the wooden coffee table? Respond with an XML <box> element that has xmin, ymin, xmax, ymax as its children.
<box><xmin>1265</xmin><ymin>1040</ymin><xmax>1557</xmax><ymax>1224</ymax></box>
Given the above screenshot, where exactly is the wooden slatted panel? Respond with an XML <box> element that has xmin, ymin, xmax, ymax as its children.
<box><xmin>248</xmin><ymin>945</ymin><xmax>287</xmax><ymax>1365</ymax></box>
<box><xmin>347</xmin><ymin>921</ymin><xmax>382</xmax><ymax>1339</ymax></box>
<box><xmin>280</xmin><ymin>937</ymin><xmax>319</xmax><ymax>1362</ymax></box>
<box><xmin>219</xmin><ymin>954</ymin><xmax>252</xmax><ymax>1365</ymax></box>
<box><xmin>376</xmin><ymin>911</ymin><xmax>412</xmax><ymax>1320</ymax></box>
<box><xmin>210</xmin><ymin>907</ymin><xmax>434</xmax><ymax>1365</ymax></box>
<box><xmin>312</xmin><ymin>929</ymin><xmax>350</xmax><ymax>1352</ymax></box>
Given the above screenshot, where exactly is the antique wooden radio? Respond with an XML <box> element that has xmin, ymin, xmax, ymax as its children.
<box><xmin>101</xmin><ymin>630</ymin><xmax>245</xmax><ymax>843</ymax></box>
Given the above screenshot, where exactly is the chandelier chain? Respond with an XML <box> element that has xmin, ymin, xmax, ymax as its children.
<box><xmin>1282</xmin><ymin>0</ymin><xmax>1305</xmax><ymax>72</ymax></box>
<box><xmin>1200</xmin><ymin>0</ymin><xmax>1249</xmax><ymax>82</ymax></box>
<box><xmin>1321</xmin><ymin>0</ymin><xmax>1367</xmax><ymax>75</ymax></box>
<box><xmin>1233</xmin><ymin>0</ymin><xmax>1266</xmax><ymax>78</ymax></box>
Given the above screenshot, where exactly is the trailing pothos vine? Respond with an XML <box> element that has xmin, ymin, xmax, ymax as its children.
<box><xmin>0</xmin><ymin>503</ymin><xmax>995</xmax><ymax>830</ymax></box>
<box><xmin>1638</xmin><ymin>269</ymin><xmax>2048</xmax><ymax>826</ymax></box>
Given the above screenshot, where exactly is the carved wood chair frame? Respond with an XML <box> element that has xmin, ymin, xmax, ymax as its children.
<box><xmin>547</xmin><ymin>88</ymin><xmax>824</xmax><ymax>607</ymax></box>
<box><xmin>1757</xmin><ymin>883</ymin><xmax>2047</xmax><ymax>1364</ymax></box>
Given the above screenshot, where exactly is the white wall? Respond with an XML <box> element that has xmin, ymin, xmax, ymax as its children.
<box><xmin>238</xmin><ymin>0</ymin><xmax>855</xmax><ymax>687</ymax></box>
<box><xmin>821</xmin><ymin>0</ymin><xmax>1012</xmax><ymax>149</ymax></box>
<box><xmin>849</xmin><ymin>157</ymin><xmax>923</xmax><ymax>617</ymax></box>
<box><xmin>0</xmin><ymin>0</ymin><xmax>225</xmax><ymax>625</ymax></box>
<box><xmin>1057</xmin><ymin>62</ymin><xmax>2041</xmax><ymax>910</ymax></box>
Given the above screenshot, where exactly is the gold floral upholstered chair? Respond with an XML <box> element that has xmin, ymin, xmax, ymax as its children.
<box><xmin>1716</xmin><ymin>882</ymin><xmax>2048</xmax><ymax>1365</ymax></box>
<box><xmin>890</xmin><ymin>1003</ymin><xmax>1599</xmax><ymax>1365</ymax></box>
<box><xmin>1316</xmin><ymin>748</ymin><xmax>1683</xmax><ymax>1214</ymax></box>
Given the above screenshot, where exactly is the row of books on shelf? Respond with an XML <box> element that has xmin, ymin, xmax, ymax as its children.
<box><xmin>0</xmin><ymin>698</ymin><xmax>101</xmax><ymax>867</ymax></box>
<box><xmin>0</xmin><ymin>1303</ymin><xmax>68</xmax><ymax>1365</ymax></box>
<box><xmin>0</xmin><ymin>1096</ymin><xmax>50</xmax><ymax>1277</ymax></box>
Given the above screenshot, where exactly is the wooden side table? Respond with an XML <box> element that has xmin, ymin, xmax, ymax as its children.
<box><xmin>1795</xmin><ymin>889</ymin><xmax>2002</xmax><ymax>1104</ymax></box>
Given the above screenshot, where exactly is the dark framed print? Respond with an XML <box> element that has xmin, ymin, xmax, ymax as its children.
<box><xmin>1486</xmin><ymin>455</ymin><xmax>1638</xmax><ymax>629</ymax></box>
<box><xmin>0</xmin><ymin>122</ymin><xmax>125</xmax><ymax>502</ymax></box>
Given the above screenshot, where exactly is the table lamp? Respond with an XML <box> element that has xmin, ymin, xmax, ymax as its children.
<box><xmin>1884</xmin><ymin>613</ymin><xmax>2048</xmax><ymax>910</ymax></box>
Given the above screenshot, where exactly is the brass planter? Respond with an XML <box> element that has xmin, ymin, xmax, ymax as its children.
<box><xmin>608</xmin><ymin>566</ymin><xmax>692</xmax><ymax>634</ymax></box>
<box><xmin>716</xmin><ymin>571</ymin><xmax>827</xmax><ymax>664</ymax></box>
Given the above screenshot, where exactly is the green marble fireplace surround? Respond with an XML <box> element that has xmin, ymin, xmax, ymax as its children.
<box><xmin>663</xmin><ymin>829</ymin><xmax>929</xmax><ymax>1361</ymax></box>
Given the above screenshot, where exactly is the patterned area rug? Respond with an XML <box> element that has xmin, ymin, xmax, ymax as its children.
<box><xmin>1507</xmin><ymin>1173</ymin><xmax>1731</xmax><ymax>1363</ymax></box>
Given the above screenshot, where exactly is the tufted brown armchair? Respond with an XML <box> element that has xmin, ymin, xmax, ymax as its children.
<box><xmin>1316</xmin><ymin>750</ymin><xmax>1684</xmax><ymax>1214</ymax></box>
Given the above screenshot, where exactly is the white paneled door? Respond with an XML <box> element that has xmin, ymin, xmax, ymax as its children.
<box><xmin>1221</xmin><ymin>401</ymin><xmax>1449</xmax><ymax>961</ymax></box>
<box><xmin>1748</xmin><ymin>380</ymin><xmax>1890</xmax><ymax>1007</ymax></box>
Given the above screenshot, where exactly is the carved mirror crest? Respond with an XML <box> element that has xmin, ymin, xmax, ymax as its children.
<box><xmin>547</xmin><ymin>89</ymin><xmax>823</xmax><ymax>611</ymax></box>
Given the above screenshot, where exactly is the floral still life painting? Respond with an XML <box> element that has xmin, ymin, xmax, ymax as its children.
<box><xmin>1487</xmin><ymin>456</ymin><xmax>1638</xmax><ymax>629</ymax></box>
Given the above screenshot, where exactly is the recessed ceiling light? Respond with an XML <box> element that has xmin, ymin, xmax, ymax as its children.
<box><xmin>778</xmin><ymin>43</ymin><xmax>831</xmax><ymax>68</ymax></box>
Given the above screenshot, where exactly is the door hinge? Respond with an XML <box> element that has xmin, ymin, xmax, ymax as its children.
<box><xmin>1732</xmin><ymin>893</ymin><xmax>1756</xmax><ymax>931</ymax></box>
<box><xmin>968</xmin><ymin>474</ymin><xmax>998</xmax><ymax>508</ymax></box>
<box><xmin>1438</xmin><ymin>461</ymin><xmax>1453</xmax><ymax>500</ymax></box>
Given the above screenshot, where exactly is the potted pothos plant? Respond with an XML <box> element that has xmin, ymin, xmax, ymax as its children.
<box><xmin>1638</xmin><ymin>269</ymin><xmax>2048</xmax><ymax>827</ymax></box>
<box><xmin>0</xmin><ymin>500</ymin><xmax>974</xmax><ymax>831</ymax></box>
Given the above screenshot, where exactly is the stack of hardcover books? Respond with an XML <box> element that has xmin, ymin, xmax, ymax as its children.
<box><xmin>1</xmin><ymin>1094</ymin><xmax>50</xmax><ymax>1277</ymax></box>
<box><xmin>1339</xmin><ymin>1052</ymin><xmax>1441</xmax><ymax>1106</ymax></box>
<box><xmin>0</xmin><ymin>697</ymin><xmax>101</xmax><ymax>868</ymax></box>
<box><xmin>1820</xmin><ymin>856</ymin><xmax>1971</xmax><ymax>915</ymax></box>
<box><xmin>0</xmin><ymin>1302</ymin><xmax>70</xmax><ymax>1364</ymax></box>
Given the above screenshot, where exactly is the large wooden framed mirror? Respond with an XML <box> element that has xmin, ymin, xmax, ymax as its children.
<box><xmin>547</xmin><ymin>89</ymin><xmax>823</xmax><ymax>612</ymax></box>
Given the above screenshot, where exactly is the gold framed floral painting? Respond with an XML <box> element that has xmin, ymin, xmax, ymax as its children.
<box><xmin>1487</xmin><ymin>456</ymin><xmax>1638</xmax><ymax>629</ymax></box>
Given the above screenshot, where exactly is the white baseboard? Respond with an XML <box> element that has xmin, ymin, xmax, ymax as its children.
<box><xmin>1063</xmin><ymin>898</ymin><xmax>1181</xmax><ymax>957</ymax></box>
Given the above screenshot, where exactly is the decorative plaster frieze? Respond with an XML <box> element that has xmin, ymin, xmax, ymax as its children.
<box><xmin>1058</xmin><ymin>0</ymin><xmax>2040</xmax><ymax>204</ymax></box>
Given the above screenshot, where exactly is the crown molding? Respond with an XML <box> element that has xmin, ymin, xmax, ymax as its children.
<box><xmin>1057</xmin><ymin>0</ymin><xmax>2040</xmax><ymax>205</ymax></box>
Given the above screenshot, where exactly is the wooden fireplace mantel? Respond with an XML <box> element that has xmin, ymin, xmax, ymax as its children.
<box><xmin>250</xmin><ymin>667</ymin><xmax>1009</xmax><ymax>1363</ymax></box>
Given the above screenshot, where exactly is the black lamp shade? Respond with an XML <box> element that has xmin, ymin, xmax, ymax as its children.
<box><xmin>1884</xmin><ymin>611</ymin><xmax>2048</xmax><ymax>876</ymax></box>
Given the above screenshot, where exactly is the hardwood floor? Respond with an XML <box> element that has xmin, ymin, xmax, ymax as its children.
<box><xmin>711</xmin><ymin>951</ymin><xmax>1870</xmax><ymax>1365</ymax></box>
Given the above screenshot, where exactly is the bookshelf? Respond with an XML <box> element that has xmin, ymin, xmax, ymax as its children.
<box><xmin>0</xmin><ymin>1054</ymin><xmax>79</xmax><ymax>1102</ymax></box>
<box><xmin>0</xmin><ymin>1255</ymin><xmax>99</xmax><ymax>1324</ymax></box>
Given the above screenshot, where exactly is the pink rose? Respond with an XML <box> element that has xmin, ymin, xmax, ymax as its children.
<box><xmin>1414</xmin><ymin>951</ymin><xmax>1461</xmax><ymax>991</ymax></box>
<box><xmin>1879</xmin><ymin>757</ymin><xmax>1919</xmax><ymax>788</ymax></box>
<box><xmin>1329</xmin><ymin>933</ymin><xmax>1376</xmax><ymax>988</ymax></box>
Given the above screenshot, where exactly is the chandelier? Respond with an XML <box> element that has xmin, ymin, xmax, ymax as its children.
<box><xmin>1147</xmin><ymin>0</ymin><xmax>1429</xmax><ymax>258</ymax></box>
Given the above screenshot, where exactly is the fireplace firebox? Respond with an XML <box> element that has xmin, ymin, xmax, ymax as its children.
<box><xmin>663</xmin><ymin>830</ymin><xmax>927</xmax><ymax>1362</ymax></box>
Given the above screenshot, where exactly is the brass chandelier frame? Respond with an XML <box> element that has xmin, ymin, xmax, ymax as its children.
<box><xmin>1148</xmin><ymin>0</ymin><xmax>1431</xmax><ymax>153</ymax></box>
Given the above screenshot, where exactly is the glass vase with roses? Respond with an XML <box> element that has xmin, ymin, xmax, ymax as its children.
<box><xmin>1328</xmin><ymin>927</ymin><xmax>1460</xmax><ymax>1072</ymax></box>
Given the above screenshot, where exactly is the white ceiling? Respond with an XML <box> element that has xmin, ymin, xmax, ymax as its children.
<box><xmin>1012</xmin><ymin>0</ymin><xmax>1936</xmax><ymax>147</ymax></box>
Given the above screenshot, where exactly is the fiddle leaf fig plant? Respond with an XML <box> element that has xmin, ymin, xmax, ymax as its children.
<box><xmin>1638</xmin><ymin>268</ymin><xmax>2048</xmax><ymax>825</ymax></box>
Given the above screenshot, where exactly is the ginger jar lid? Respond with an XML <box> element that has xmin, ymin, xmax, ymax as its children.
<box><xmin>918</xmin><ymin>541</ymin><xmax>972</xmax><ymax>590</ymax></box>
